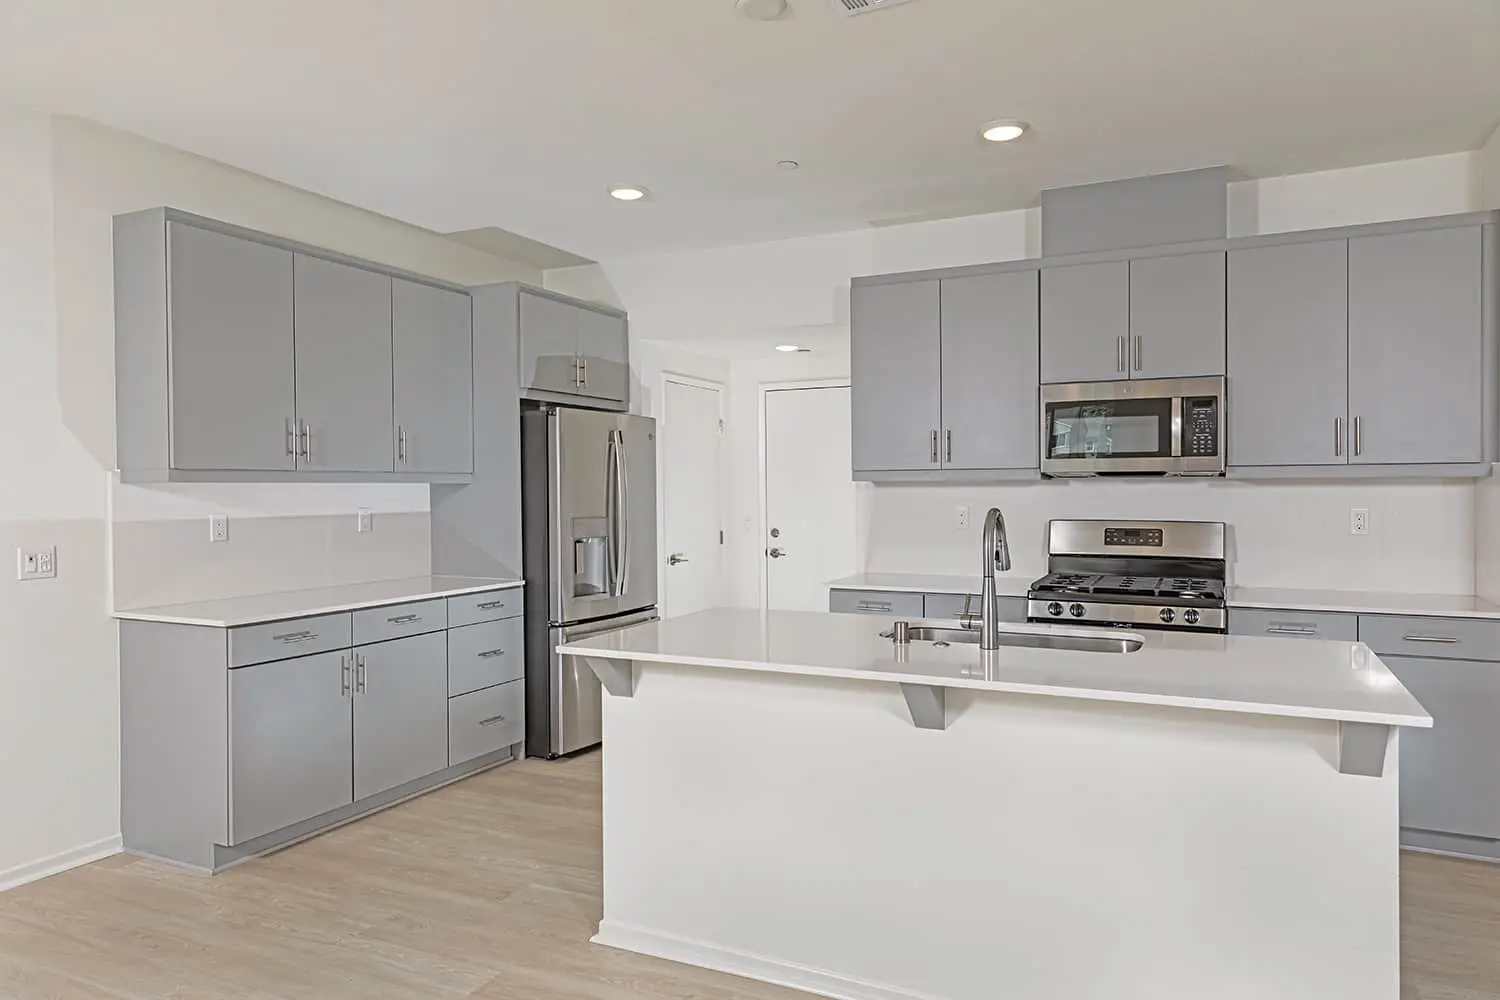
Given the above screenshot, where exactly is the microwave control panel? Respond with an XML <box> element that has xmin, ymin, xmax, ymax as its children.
<box><xmin>1183</xmin><ymin>398</ymin><xmax>1219</xmax><ymax>457</ymax></box>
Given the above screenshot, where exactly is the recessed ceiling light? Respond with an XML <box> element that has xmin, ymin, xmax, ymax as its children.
<box><xmin>777</xmin><ymin>160</ymin><xmax>800</xmax><ymax>171</ymax></box>
<box><xmin>979</xmin><ymin>120</ymin><xmax>1028</xmax><ymax>143</ymax></box>
<box><xmin>775</xmin><ymin>344</ymin><xmax>810</xmax><ymax>353</ymax></box>
<box><xmin>736</xmin><ymin>0</ymin><xmax>788</xmax><ymax>20</ymax></box>
<box><xmin>608</xmin><ymin>185</ymin><xmax>649</xmax><ymax>201</ymax></box>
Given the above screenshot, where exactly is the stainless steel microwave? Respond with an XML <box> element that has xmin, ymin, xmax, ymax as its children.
<box><xmin>1040</xmin><ymin>376</ymin><xmax>1225</xmax><ymax>477</ymax></box>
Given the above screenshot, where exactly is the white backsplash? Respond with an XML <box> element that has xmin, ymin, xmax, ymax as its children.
<box><xmin>866</xmin><ymin>479</ymin><xmax>1476</xmax><ymax>594</ymax></box>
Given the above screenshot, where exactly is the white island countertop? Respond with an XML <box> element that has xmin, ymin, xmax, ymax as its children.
<box><xmin>114</xmin><ymin>575</ymin><xmax>524</xmax><ymax>628</ymax></box>
<box><xmin>560</xmin><ymin>608</ymin><xmax>1431</xmax><ymax>728</ymax></box>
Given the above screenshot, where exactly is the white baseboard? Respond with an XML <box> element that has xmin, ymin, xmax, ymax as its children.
<box><xmin>592</xmin><ymin>920</ymin><xmax>941</xmax><ymax>1000</ymax></box>
<box><xmin>0</xmin><ymin>836</ymin><xmax>122</xmax><ymax>893</ymax></box>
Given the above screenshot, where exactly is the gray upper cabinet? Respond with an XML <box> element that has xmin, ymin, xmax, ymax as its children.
<box><xmin>1128</xmin><ymin>251</ymin><xmax>1225</xmax><ymax>379</ymax></box>
<box><xmin>851</xmin><ymin>279</ymin><xmax>942</xmax><ymax>472</ymax></box>
<box><xmin>575</xmin><ymin>307</ymin><xmax>630</xmax><ymax>403</ymax></box>
<box><xmin>940</xmin><ymin>271</ymin><xmax>1040</xmax><ymax>471</ymax></box>
<box><xmin>292</xmin><ymin>255</ymin><xmax>395</xmax><ymax>474</ymax></box>
<box><xmin>393</xmin><ymin>279</ymin><xmax>474</xmax><ymax>475</ymax></box>
<box><xmin>1041</xmin><ymin>261</ymin><xmax>1129</xmax><ymax>383</ymax></box>
<box><xmin>1347</xmin><ymin>226</ymin><xmax>1485</xmax><ymax>466</ymax></box>
<box><xmin>352</xmin><ymin>632</ymin><xmax>450</xmax><ymax>801</ymax></box>
<box><xmin>1227</xmin><ymin>240</ymin><xmax>1349</xmax><ymax>467</ymax></box>
<box><xmin>165</xmin><ymin>221</ymin><xmax>297</xmax><ymax>472</ymax></box>
<box><xmin>228</xmin><ymin>650</ymin><xmax>353</xmax><ymax>844</ymax></box>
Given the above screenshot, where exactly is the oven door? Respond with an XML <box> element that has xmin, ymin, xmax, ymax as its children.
<box><xmin>1040</xmin><ymin>377</ymin><xmax>1225</xmax><ymax>477</ymax></box>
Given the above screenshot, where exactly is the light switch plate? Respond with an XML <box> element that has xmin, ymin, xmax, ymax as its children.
<box><xmin>357</xmin><ymin>508</ymin><xmax>373</xmax><ymax>533</ymax></box>
<box><xmin>209</xmin><ymin>514</ymin><xmax>229</xmax><ymax>543</ymax></box>
<box><xmin>17</xmin><ymin>546</ymin><xmax>56</xmax><ymax>581</ymax></box>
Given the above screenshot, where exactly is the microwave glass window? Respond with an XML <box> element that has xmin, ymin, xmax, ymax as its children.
<box><xmin>1047</xmin><ymin>399</ymin><xmax>1172</xmax><ymax>460</ymax></box>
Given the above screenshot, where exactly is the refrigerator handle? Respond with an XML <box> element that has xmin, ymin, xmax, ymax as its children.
<box><xmin>609</xmin><ymin>428</ymin><xmax>630</xmax><ymax>597</ymax></box>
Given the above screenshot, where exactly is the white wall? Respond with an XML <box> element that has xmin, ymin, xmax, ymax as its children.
<box><xmin>567</xmin><ymin>153</ymin><xmax>1488</xmax><ymax>606</ymax></box>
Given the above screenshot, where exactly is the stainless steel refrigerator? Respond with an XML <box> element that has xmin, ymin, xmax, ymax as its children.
<box><xmin>521</xmin><ymin>405</ymin><xmax>658</xmax><ymax>757</ymax></box>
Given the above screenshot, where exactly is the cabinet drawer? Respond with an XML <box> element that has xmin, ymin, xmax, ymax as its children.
<box><xmin>229</xmin><ymin>613</ymin><xmax>352</xmax><ymax>668</ymax></box>
<box><xmin>449</xmin><ymin>680</ymin><xmax>525</xmax><ymax>765</ymax></box>
<box><xmin>448</xmin><ymin>618</ymin><xmax>525</xmax><ymax>696</ymax></box>
<box><xmin>448</xmin><ymin>588</ymin><xmax>523</xmax><ymax>628</ymax></box>
<box><xmin>1358</xmin><ymin>615</ymin><xmax>1500</xmax><ymax>661</ymax></box>
<box><xmin>1228</xmin><ymin>608</ymin><xmax>1358</xmax><ymax>642</ymax></box>
<box><xmin>922</xmin><ymin>593</ymin><xmax>1028</xmax><ymax>622</ymax></box>
<box><xmin>353</xmin><ymin>598</ymin><xmax>447</xmax><ymax>646</ymax></box>
<box><xmin>828</xmin><ymin>590</ymin><xmax>924</xmax><ymax>617</ymax></box>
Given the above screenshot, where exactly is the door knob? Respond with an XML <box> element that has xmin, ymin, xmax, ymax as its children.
<box><xmin>668</xmin><ymin>553</ymin><xmax>689</xmax><ymax>566</ymax></box>
<box><xmin>767</xmin><ymin>547</ymin><xmax>786</xmax><ymax>559</ymax></box>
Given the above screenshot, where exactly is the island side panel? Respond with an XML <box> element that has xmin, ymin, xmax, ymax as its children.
<box><xmin>595</xmin><ymin>664</ymin><xmax>1400</xmax><ymax>1000</ymax></box>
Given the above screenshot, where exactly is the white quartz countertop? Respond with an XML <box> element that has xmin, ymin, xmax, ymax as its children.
<box><xmin>114</xmin><ymin>575</ymin><xmax>524</xmax><ymax>628</ymax></box>
<box><xmin>559</xmin><ymin>608</ymin><xmax>1431</xmax><ymax>728</ymax></box>
<box><xmin>830</xmin><ymin>573</ymin><xmax>1500</xmax><ymax>620</ymax></box>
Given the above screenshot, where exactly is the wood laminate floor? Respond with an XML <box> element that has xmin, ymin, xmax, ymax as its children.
<box><xmin>0</xmin><ymin>753</ymin><xmax>1496</xmax><ymax>999</ymax></box>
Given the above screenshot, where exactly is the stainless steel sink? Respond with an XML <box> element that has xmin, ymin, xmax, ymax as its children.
<box><xmin>883</xmin><ymin>621</ymin><xmax>1143</xmax><ymax>654</ymax></box>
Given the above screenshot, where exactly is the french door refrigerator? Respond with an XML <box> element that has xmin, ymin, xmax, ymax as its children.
<box><xmin>521</xmin><ymin>405</ymin><xmax>658</xmax><ymax>757</ymax></box>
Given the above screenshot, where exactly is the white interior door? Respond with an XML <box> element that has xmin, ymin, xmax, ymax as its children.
<box><xmin>660</xmin><ymin>378</ymin><xmax>725</xmax><ymax>617</ymax></box>
<box><xmin>763</xmin><ymin>385</ymin><xmax>858</xmax><ymax>611</ymax></box>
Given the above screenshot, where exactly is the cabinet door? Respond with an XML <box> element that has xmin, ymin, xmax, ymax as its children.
<box><xmin>1226</xmin><ymin>240</ymin><xmax>1349</xmax><ymax>467</ymax></box>
<box><xmin>352</xmin><ymin>631</ymin><xmax>450</xmax><ymax>801</ymax></box>
<box><xmin>518</xmin><ymin>290</ymin><xmax>580</xmax><ymax>396</ymax></box>
<box><xmin>851</xmin><ymin>280</ymin><xmax>942</xmax><ymax>472</ymax></box>
<box><xmin>1040</xmin><ymin>261</ymin><xmax>1129</xmax><ymax>383</ymax></box>
<box><xmin>1383</xmin><ymin>655</ymin><xmax>1500</xmax><ymax>840</ymax></box>
<box><xmin>1348</xmin><ymin>226</ymin><xmax>1484</xmax><ymax>465</ymax></box>
<box><xmin>940</xmin><ymin>271</ymin><xmax>1039</xmax><ymax>470</ymax></box>
<box><xmin>1129</xmin><ymin>251</ymin><xmax>1226</xmax><ymax>379</ymax></box>
<box><xmin>393</xmin><ymin>279</ymin><xmax>474</xmax><ymax>475</ymax></box>
<box><xmin>229</xmin><ymin>650</ymin><xmax>352</xmax><ymax>844</ymax></box>
<box><xmin>166</xmin><ymin>222</ymin><xmax>296</xmax><ymax>472</ymax></box>
<box><xmin>575</xmin><ymin>307</ymin><xmax>629</xmax><ymax>403</ymax></box>
<box><xmin>292</xmin><ymin>255</ymin><xmax>394</xmax><ymax>473</ymax></box>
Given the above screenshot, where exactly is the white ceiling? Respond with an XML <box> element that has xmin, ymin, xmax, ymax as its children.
<box><xmin>1</xmin><ymin>0</ymin><xmax>1496</xmax><ymax>261</ymax></box>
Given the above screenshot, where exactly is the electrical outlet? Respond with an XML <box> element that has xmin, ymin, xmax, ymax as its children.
<box><xmin>357</xmin><ymin>508</ymin><xmax>373</xmax><ymax>533</ymax></box>
<box><xmin>209</xmin><ymin>514</ymin><xmax>229</xmax><ymax>543</ymax></box>
<box><xmin>955</xmin><ymin>506</ymin><xmax>970</xmax><ymax>530</ymax></box>
<box><xmin>17</xmin><ymin>546</ymin><xmax>56</xmax><ymax>581</ymax></box>
<box><xmin>1350</xmin><ymin>507</ymin><xmax>1370</xmax><ymax>536</ymax></box>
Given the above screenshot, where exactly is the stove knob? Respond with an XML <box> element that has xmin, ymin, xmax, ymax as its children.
<box><xmin>1068</xmin><ymin>603</ymin><xmax>1087</xmax><ymax>618</ymax></box>
<box><xmin>1047</xmin><ymin>601</ymin><xmax>1065</xmax><ymax>617</ymax></box>
<box><xmin>1184</xmin><ymin>609</ymin><xmax>1200</xmax><ymax>626</ymax></box>
<box><xmin>1159</xmin><ymin>608</ymin><xmax>1176</xmax><ymax>624</ymax></box>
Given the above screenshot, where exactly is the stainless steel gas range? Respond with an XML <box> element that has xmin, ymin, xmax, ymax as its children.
<box><xmin>1027</xmin><ymin>519</ymin><xmax>1227</xmax><ymax>633</ymax></box>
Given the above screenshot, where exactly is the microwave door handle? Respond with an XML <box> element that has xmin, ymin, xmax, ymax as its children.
<box><xmin>1170</xmin><ymin>397</ymin><xmax>1183</xmax><ymax>458</ymax></box>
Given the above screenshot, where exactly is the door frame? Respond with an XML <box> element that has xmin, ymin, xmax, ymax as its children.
<box><xmin>757</xmin><ymin>378</ymin><xmax>853</xmax><ymax>612</ymax></box>
<box><xmin>659</xmin><ymin>372</ymin><xmax>728</xmax><ymax>615</ymax></box>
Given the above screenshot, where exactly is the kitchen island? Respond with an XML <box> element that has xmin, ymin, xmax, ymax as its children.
<box><xmin>559</xmin><ymin>608</ymin><xmax>1431</xmax><ymax>1000</ymax></box>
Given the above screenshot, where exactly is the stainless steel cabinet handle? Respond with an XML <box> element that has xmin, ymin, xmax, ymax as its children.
<box><xmin>398</xmin><ymin>426</ymin><xmax>407</xmax><ymax>464</ymax></box>
<box><xmin>476</xmin><ymin>600</ymin><xmax>506</xmax><ymax>610</ymax></box>
<box><xmin>930</xmin><ymin>430</ymin><xmax>939</xmax><ymax>464</ymax></box>
<box><xmin>273</xmin><ymin>630</ymin><xmax>317</xmax><ymax>643</ymax></box>
<box><xmin>285</xmin><ymin>417</ymin><xmax>296</xmax><ymax>457</ymax></box>
<box><xmin>1402</xmin><ymin>634</ymin><xmax>1460</xmax><ymax>644</ymax></box>
<box><xmin>299</xmin><ymin>421</ymin><xmax>312</xmax><ymax>462</ymax></box>
<box><xmin>1334</xmin><ymin>416</ymin><xmax>1343</xmax><ymax>458</ymax></box>
<box><xmin>1116</xmin><ymin>336</ymin><xmax>1125</xmax><ymax>372</ymax></box>
<box><xmin>1133</xmin><ymin>335</ymin><xmax>1143</xmax><ymax>372</ymax></box>
<box><xmin>767</xmin><ymin>547</ymin><xmax>786</xmax><ymax>559</ymax></box>
<box><xmin>478</xmin><ymin>714</ymin><xmax>508</xmax><ymax>727</ymax></box>
<box><xmin>477</xmin><ymin>648</ymin><xmax>508</xmax><ymax>659</ymax></box>
<box><xmin>356</xmin><ymin>654</ymin><xmax>367</xmax><ymax>693</ymax></box>
<box><xmin>945</xmin><ymin>429</ymin><xmax>953</xmax><ymax>464</ymax></box>
<box><xmin>387</xmin><ymin>614</ymin><xmax>421</xmax><ymax>624</ymax></box>
<box><xmin>857</xmin><ymin>601</ymin><xmax>892</xmax><ymax>612</ymax></box>
<box><xmin>341</xmin><ymin>655</ymin><xmax>351</xmax><ymax>696</ymax></box>
<box><xmin>1353</xmin><ymin>416</ymin><xmax>1363</xmax><ymax>457</ymax></box>
<box><xmin>1266</xmin><ymin>626</ymin><xmax>1318</xmax><ymax>635</ymax></box>
<box><xmin>668</xmin><ymin>553</ymin><xmax>689</xmax><ymax>566</ymax></box>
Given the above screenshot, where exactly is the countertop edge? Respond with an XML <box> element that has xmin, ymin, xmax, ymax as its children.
<box><xmin>114</xmin><ymin>578</ymin><xmax>525</xmax><ymax>628</ymax></box>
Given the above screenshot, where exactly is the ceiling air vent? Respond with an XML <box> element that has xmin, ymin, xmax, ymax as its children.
<box><xmin>830</xmin><ymin>0</ymin><xmax>918</xmax><ymax>16</ymax></box>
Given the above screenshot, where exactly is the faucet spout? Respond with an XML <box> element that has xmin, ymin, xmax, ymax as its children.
<box><xmin>979</xmin><ymin>508</ymin><xmax>1011</xmax><ymax>650</ymax></box>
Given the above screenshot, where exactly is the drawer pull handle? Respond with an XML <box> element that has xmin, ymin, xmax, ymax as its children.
<box><xmin>477</xmin><ymin>600</ymin><xmax>507</xmax><ymax>610</ymax></box>
<box><xmin>273</xmin><ymin>631</ymin><xmax>317</xmax><ymax>642</ymax></box>
<box><xmin>477</xmin><ymin>648</ymin><xmax>508</xmax><ymax>659</ymax></box>
<box><xmin>478</xmin><ymin>714</ymin><xmax>508</xmax><ymax>727</ymax></box>
<box><xmin>1403</xmin><ymin>634</ymin><xmax>1460</xmax><ymax>644</ymax></box>
<box><xmin>1266</xmin><ymin>626</ymin><xmax>1317</xmax><ymax>635</ymax></box>
<box><xmin>857</xmin><ymin>602</ymin><xmax>892</xmax><ymax>612</ymax></box>
<box><xmin>387</xmin><ymin>614</ymin><xmax>421</xmax><ymax>624</ymax></box>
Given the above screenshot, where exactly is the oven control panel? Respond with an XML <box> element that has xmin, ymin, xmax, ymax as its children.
<box><xmin>1182</xmin><ymin>397</ymin><xmax>1219</xmax><ymax>457</ymax></box>
<box><xmin>1104</xmin><ymin>527</ymin><xmax>1163</xmax><ymax>547</ymax></box>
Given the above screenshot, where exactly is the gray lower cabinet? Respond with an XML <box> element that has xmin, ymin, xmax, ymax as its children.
<box><xmin>1227</xmin><ymin>239</ymin><xmax>1349</xmax><ymax>467</ymax></box>
<box><xmin>517</xmin><ymin>287</ymin><xmax>630</xmax><ymax>407</ymax></box>
<box><xmin>393</xmin><ymin>279</ymin><xmax>475</xmax><ymax>475</ymax></box>
<box><xmin>292</xmin><ymin>254</ymin><xmax>395</xmax><ymax>474</ymax></box>
<box><xmin>353</xmin><ymin>632</ymin><xmax>450</xmax><ymax>801</ymax></box>
<box><xmin>1228</xmin><ymin>607</ymin><xmax>1359</xmax><ymax>642</ymax></box>
<box><xmin>1128</xmin><ymin>251</ymin><xmax>1225</xmax><ymax>379</ymax></box>
<box><xmin>229</xmin><ymin>650</ymin><xmax>353</xmax><ymax>845</ymax></box>
<box><xmin>851</xmin><ymin>279</ymin><xmax>942</xmax><ymax>473</ymax></box>
<box><xmin>1041</xmin><ymin>261</ymin><xmax>1129</xmax><ymax>384</ymax></box>
<box><xmin>829</xmin><ymin>589</ymin><xmax>925</xmax><ymax>617</ymax></box>
<box><xmin>1380</xmin><ymin>655</ymin><xmax>1500</xmax><ymax>840</ymax></box>
<box><xmin>940</xmin><ymin>272</ymin><xmax>1040</xmax><ymax>471</ymax></box>
<box><xmin>1347</xmin><ymin>226</ymin><xmax>1485</xmax><ymax>466</ymax></box>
